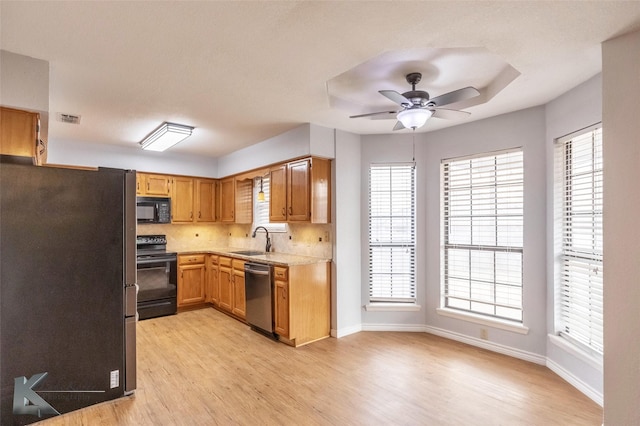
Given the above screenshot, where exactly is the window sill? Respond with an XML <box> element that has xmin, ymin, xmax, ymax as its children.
<box><xmin>364</xmin><ymin>303</ymin><xmax>421</xmax><ymax>312</ymax></box>
<box><xmin>548</xmin><ymin>334</ymin><xmax>603</xmax><ymax>372</ymax></box>
<box><xmin>436</xmin><ymin>308</ymin><xmax>529</xmax><ymax>335</ymax></box>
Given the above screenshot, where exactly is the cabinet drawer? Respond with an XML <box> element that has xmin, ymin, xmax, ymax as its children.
<box><xmin>232</xmin><ymin>259</ymin><xmax>245</xmax><ymax>269</ymax></box>
<box><xmin>209</xmin><ymin>255</ymin><xmax>219</xmax><ymax>265</ymax></box>
<box><xmin>219</xmin><ymin>256</ymin><xmax>232</xmax><ymax>267</ymax></box>
<box><xmin>274</xmin><ymin>266</ymin><xmax>288</xmax><ymax>281</ymax></box>
<box><xmin>179</xmin><ymin>254</ymin><xmax>205</xmax><ymax>265</ymax></box>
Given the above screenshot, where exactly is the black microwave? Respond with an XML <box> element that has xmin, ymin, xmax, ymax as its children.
<box><xmin>136</xmin><ymin>197</ymin><xmax>171</xmax><ymax>224</ymax></box>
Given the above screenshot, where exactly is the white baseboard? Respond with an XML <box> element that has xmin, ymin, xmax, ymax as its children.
<box><xmin>546</xmin><ymin>358</ymin><xmax>603</xmax><ymax>406</ymax></box>
<box><xmin>331</xmin><ymin>323</ymin><xmax>362</xmax><ymax>338</ymax></box>
<box><xmin>424</xmin><ymin>325</ymin><xmax>547</xmax><ymax>365</ymax></box>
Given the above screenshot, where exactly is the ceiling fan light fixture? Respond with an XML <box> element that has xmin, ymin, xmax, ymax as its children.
<box><xmin>140</xmin><ymin>122</ymin><xmax>194</xmax><ymax>152</ymax></box>
<box><xmin>397</xmin><ymin>108</ymin><xmax>432</xmax><ymax>129</ymax></box>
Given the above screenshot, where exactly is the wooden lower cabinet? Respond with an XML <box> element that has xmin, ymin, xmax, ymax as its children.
<box><xmin>216</xmin><ymin>256</ymin><xmax>246</xmax><ymax>320</ymax></box>
<box><xmin>274</xmin><ymin>267</ymin><xmax>289</xmax><ymax>337</ymax></box>
<box><xmin>207</xmin><ymin>255</ymin><xmax>219</xmax><ymax>305</ymax></box>
<box><xmin>178</xmin><ymin>254</ymin><xmax>206</xmax><ymax>307</ymax></box>
<box><xmin>231</xmin><ymin>259</ymin><xmax>246</xmax><ymax>319</ymax></box>
<box><xmin>273</xmin><ymin>262</ymin><xmax>330</xmax><ymax>347</ymax></box>
<box><xmin>218</xmin><ymin>256</ymin><xmax>233</xmax><ymax>312</ymax></box>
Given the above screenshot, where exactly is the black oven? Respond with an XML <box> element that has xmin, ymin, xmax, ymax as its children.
<box><xmin>136</xmin><ymin>235</ymin><xmax>177</xmax><ymax>320</ymax></box>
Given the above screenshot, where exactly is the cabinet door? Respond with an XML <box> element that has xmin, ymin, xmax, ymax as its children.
<box><xmin>232</xmin><ymin>260</ymin><xmax>246</xmax><ymax>319</ymax></box>
<box><xmin>310</xmin><ymin>157</ymin><xmax>331</xmax><ymax>224</ymax></box>
<box><xmin>234</xmin><ymin>179</ymin><xmax>253</xmax><ymax>224</ymax></box>
<box><xmin>145</xmin><ymin>174</ymin><xmax>171</xmax><ymax>196</ymax></box>
<box><xmin>218</xmin><ymin>263</ymin><xmax>233</xmax><ymax>312</ymax></box>
<box><xmin>178</xmin><ymin>264</ymin><xmax>206</xmax><ymax>306</ymax></box>
<box><xmin>196</xmin><ymin>179</ymin><xmax>217</xmax><ymax>222</ymax></box>
<box><xmin>207</xmin><ymin>256</ymin><xmax>219</xmax><ymax>305</ymax></box>
<box><xmin>269</xmin><ymin>164</ymin><xmax>287</xmax><ymax>222</ymax></box>
<box><xmin>220</xmin><ymin>177</ymin><xmax>235</xmax><ymax>222</ymax></box>
<box><xmin>274</xmin><ymin>279</ymin><xmax>289</xmax><ymax>338</ymax></box>
<box><xmin>0</xmin><ymin>107</ymin><xmax>40</xmax><ymax>163</ymax></box>
<box><xmin>136</xmin><ymin>173</ymin><xmax>145</xmax><ymax>195</ymax></box>
<box><xmin>172</xmin><ymin>177</ymin><xmax>194</xmax><ymax>222</ymax></box>
<box><xmin>287</xmin><ymin>159</ymin><xmax>311</xmax><ymax>221</ymax></box>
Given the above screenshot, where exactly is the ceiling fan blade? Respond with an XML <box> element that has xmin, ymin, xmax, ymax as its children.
<box><xmin>392</xmin><ymin>121</ymin><xmax>405</xmax><ymax>131</ymax></box>
<box><xmin>379</xmin><ymin>90</ymin><xmax>413</xmax><ymax>107</ymax></box>
<box><xmin>431</xmin><ymin>108</ymin><xmax>471</xmax><ymax>120</ymax></box>
<box><xmin>350</xmin><ymin>110</ymin><xmax>398</xmax><ymax>119</ymax></box>
<box><xmin>427</xmin><ymin>86</ymin><xmax>480</xmax><ymax>107</ymax></box>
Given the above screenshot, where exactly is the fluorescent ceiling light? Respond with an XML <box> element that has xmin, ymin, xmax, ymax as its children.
<box><xmin>397</xmin><ymin>109</ymin><xmax>433</xmax><ymax>130</ymax></box>
<box><xmin>140</xmin><ymin>122</ymin><xmax>194</xmax><ymax>152</ymax></box>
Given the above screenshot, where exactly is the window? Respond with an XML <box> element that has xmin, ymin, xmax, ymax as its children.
<box><xmin>441</xmin><ymin>149</ymin><xmax>524</xmax><ymax>322</ymax></box>
<box><xmin>252</xmin><ymin>176</ymin><xmax>286</xmax><ymax>233</ymax></box>
<box><xmin>368</xmin><ymin>164</ymin><xmax>416</xmax><ymax>302</ymax></box>
<box><xmin>556</xmin><ymin>126</ymin><xmax>603</xmax><ymax>355</ymax></box>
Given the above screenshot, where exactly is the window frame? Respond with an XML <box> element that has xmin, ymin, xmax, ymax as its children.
<box><xmin>440</xmin><ymin>148</ymin><xmax>524</xmax><ymax>323</ymax></box>
<box><xmin>554</xmin><ymin>124</ymin><xmax>603</xmax><ymax>357</ymax></box>
<box><xmin>368</xmin><ymin>162</ymin><xmax>417</xmax><ymax>304</ymax></box>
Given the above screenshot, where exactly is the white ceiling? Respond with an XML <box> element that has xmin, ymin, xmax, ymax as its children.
<box><xmin>2</xmin><ymin>1</ymin><xmax>640</xmax><ymax>159</ymax></box>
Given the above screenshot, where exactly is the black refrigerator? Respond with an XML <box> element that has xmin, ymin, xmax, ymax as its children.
<box><xmin>0</xmin><ymin>157</ymin><xmax>137</xmax><ymax>425</ymax></box>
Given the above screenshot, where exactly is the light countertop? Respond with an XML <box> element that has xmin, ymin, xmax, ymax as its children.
<box><xmin>177</xmin><ymin>247</ymin><xmax>330</xmax><ymax>266</ymax></box>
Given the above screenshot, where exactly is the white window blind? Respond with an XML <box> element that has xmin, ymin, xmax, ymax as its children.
<box><xmin>369</xmin><ymin>164</ymin><xmax>416</xmax><ymax>302</ymax></box>
<box><xmin>253</xmin><ymin>177</ymin><xmax>286</xmax><ymax>233</ymax></box>
<box><xmin>557</xmin><ymin>126</ymin><xmax>603</xmax><ymax>355</ymax></box>
<box><xmin>442</xmin><ymin>149</ymin><xmax>524</xmax><ymax>322</ymax></box>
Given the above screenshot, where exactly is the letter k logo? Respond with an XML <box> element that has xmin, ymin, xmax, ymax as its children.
<box><xmin>13</xmin><ymin>372</ymin><xmax>60</xmax><ymax>417</ymax></box>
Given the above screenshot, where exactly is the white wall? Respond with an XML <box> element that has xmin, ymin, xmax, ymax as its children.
<box><xmin>602</xmin><ymin>29</ymin><xmax>640</xmax><ymax>424</ymax></box>
<box><xmin>216</xmin><ymin>123</ymin><xmax>336</xmax><ymax>177</ymax></box>
<box><xmin>545</xmin><ymin>74</ymin><xmax>603</xmax><ymax>402</ymax></box>
<box><xmin>0</xmin><ymin>50</ymin><xmax>49</xmax><ymax>112</ymax></box>
<box><xmin>0</xmin><ymin>50</ymin><xmax>50</xmax><ymax>141</ymax></box>
<box><xmin>48</xmin><ymin>139</ymin><xmax>219</xmax><ymax>178</ymax></box>
<box><xmin>332</xmin><ymin>129</ymin><xmax>363</xmax><ymax>337</ymax></box>
<box><xmin>360</xmin><ymin>108</ymin><xmax>548</xmax><ymax>356</ymax></box>
<box><xmin>360</xmin><ymin>133</ymin><xmax>428</xmax><ymax>328</ymax></box>
<box><xmin>424</xmin><ymin>107</ymin><xmax>547</xmax><ymax>356</ymax></box>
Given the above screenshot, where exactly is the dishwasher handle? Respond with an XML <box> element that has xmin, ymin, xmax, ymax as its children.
<box><xmin>245</xmin><ymin>262</ymin><xmax>271</xmax><ymax>275</ymax></box>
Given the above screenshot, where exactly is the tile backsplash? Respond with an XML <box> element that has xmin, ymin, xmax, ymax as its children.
<box><xmin>137</xmin><ymin>222</ymin><xmax>333</xmax><ymax>259</ymax></box>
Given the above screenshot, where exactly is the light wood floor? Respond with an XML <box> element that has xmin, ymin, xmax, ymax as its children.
<box><xmin>38</xmin><ymin>308</ymin><xmax>602</xmax><ymax>425</ymax></box>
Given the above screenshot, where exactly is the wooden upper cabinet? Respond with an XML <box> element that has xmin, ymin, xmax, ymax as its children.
<box><xmin>0</xmin><ymin>106</ymin><xmax>45</xmax><ymax>165</ymax></box>
<box><xmin>268</xmin><ymin>157</ymin><xmax>331</xmax><ymax>224</ymax></box>
<box><xmin>137</xmin><ymin>173</ymin><xmax>171</xmax><ymax>197</ymax></box>
<box><xmin>234</xmin><ymin>179</ymin><xmax>253</xmax><ymax>224</ymax></box>
<box><xmin>269</xmin><ymin>164</ymin><xmax>287</xmax><ymax>222</ymax></box>
<box><xmin>220</xmin><ymin>177</ymin><xmax>235</xmax><ymax>223</ymax></box>
<box><xmin>309</xmin><ymin>157</ymin><xmax>331</xmax><ymax>224</ymax></box>
<box><xmin>172</xmin><ymin>177</ymin><xmax>194</xmax><ymax>222</ymax></box>
<box><xmin>195</xmin><ymin>178</ymin><xmax>217</xmax><ymax>222</ymax></box>
<box><xmin>287</xmin><ymin>159</ymin><xmax>311</xmax><ymax>221</ymax></box>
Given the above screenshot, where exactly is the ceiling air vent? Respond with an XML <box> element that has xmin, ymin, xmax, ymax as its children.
<box><xmin>57</xmin><ymin>113</ymin><xmax>81</xmax><ymax>124</ymax></box>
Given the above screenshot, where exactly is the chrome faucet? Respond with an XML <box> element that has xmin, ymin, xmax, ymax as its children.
<box><xmin>252</xmin><ymin>226</ymin><xmax>271</xmax><ymax>252</ymax></box>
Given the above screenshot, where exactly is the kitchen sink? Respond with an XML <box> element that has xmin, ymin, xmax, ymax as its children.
<box><xmin>230</xmin><ymin>250</ymin><xmax>266</xmax><ymax>256</ymax></box>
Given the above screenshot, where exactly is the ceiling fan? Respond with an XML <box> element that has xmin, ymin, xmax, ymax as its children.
<box><xmin>350</xmin><ymin>72</ymin><xmax>480</xmax><ymax>130</ymax></box>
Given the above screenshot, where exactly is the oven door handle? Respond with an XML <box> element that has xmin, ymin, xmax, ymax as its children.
<box><xmin>137</xmin><ymin>255</ymin><xmax>177</xmax><ymax>264</ymax></box>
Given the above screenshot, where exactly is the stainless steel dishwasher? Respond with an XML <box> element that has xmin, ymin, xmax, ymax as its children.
<box><xmin>244</xmin><ymin>262</ymin><xmax>275</xmax><ymax>338</ymax></box>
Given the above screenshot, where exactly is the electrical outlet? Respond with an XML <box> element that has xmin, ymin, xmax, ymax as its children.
<box><xmin>480</xmin><ymin>328</ymin><xmax>488</xmax><ymax>340</ymax></box>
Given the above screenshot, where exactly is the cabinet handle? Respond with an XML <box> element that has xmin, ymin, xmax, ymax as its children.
<box><xmin>198</xmin><ymin>211</ymin><xmax>201</xmax><ymax>219</ymax></box>
<box><xmin>147</xmin><ymin>182</ymin><xmax>150</xmax><ymax>191</ymax></box>
<box><xmin>190</xmin><ymin>211</ymin><xmax>193</xmax><ymax>219</ymax></box>
<box><xmin>288</xmin><ymin>207</ymin><xmax>292</xmax><ymax>215</ymax></box>
<box><xmin>282</xmin><ymin>207</ymin><xmax>286</xmax><ymax>217</ymax></box>
<box><xmin>136</xmin><ymin>181</ymin><xmax>140</xmax><ymax>191</ymax></box>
